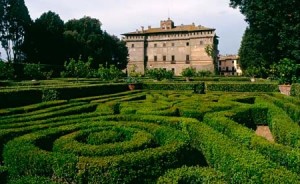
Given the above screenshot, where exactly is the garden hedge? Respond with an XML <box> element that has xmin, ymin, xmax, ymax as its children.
<box><xmin>186</xmin><ymin>121</ymin><xmax>299</xmax><ymax>183</ymax></box>
<box><xmin>203</xmin><ymin>106</ymin><xmax>300</xmax><ymax>174</ymax></box>
<box><xmin>0</xmin><ymin>83</ymin><xmax>128</xmax><ymax>108</ymax></box>
<box><xmin>157</xmin><ymin>166</ymin><xmax>226</xmax><ymax>184</ymax></box>
<box><xmin>206</xmin><ymin>82</ymin><xmax>279</xmax><ymax>92</ymax></box>
<box><xmin>291</xmin><ymin>83</ymin><xmax>300</xmax><ymax>97</ymax></box>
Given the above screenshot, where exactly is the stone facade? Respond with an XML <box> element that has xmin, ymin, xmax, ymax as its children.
<box><xmin>218</xmin><ymin>55</ymin><xmax>242</xmax><ymax>76</ymax></box>
<box><xmin>122</xmin><ymin>18</ymin><xmax>218</xmax><ymax>76</ymax></box>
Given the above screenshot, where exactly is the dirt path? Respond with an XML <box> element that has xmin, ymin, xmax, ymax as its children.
<box><xmin>255</xmin><ymin>126</ymin><xmax>274</xmax><ymax>142</ymax></box>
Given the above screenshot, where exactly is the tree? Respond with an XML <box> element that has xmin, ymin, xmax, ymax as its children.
<box><xmin>64</xmin><ymin>16</ymin><xmax>104</xmax><ymax>67</ymax></box>
<box><xmin>61</xmin><ymin>57</ymin><xmax>94</xmax><ymax>80</ymax></box>
<box><xmin>0</xmin><ymin>59</ymin><xmax>14</xmax><ymax>79</ymax></box>
<box><xmin>0</xmin><ymin>0</ymin><xmax>31</xmax><ymax>62</ymax></box>
<box><xmin>64</xmin><ymin>16</ymin><xmax>128</xmax><ymax>69</ymax></box>
<box><xmin>22</xmin><ymin>11</ymin><xmax>65</xmax><ymax>65</ymax></box>
<box><xmin>230</xmin><ymin>0</ymin><xmax>300</xmax><ymax>69</ymax></box>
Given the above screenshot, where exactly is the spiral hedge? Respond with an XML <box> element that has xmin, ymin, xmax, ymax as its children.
<box><xmin>1</xmin><ymin>89</ymin><xmax>300</xmax><ymax>183</ymax></box>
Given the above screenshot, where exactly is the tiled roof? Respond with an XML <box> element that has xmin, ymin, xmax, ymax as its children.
<box><xmin>123</xmin><ymin>24</ymin><xmax>214</xmax><ymax>35</ymax></box>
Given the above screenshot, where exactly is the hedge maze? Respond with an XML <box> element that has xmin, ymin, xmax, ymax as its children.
<box><xmin>1</xmin><ymin>88</ymin><xmax>300</xmax><ymax>183</ymax></box>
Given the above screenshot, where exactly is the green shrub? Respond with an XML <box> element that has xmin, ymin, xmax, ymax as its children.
<box><xmin>146</xmin><ymin>68</ymin><xmax>174</xmax><ymax>81</ymax></box>
<box><xmin>157</xmin><ymin>166</ymin><xmax>226</xmax><ymax>184</ymax></box>
<box><xmin>98</xmin><ymin>64</ymin><xmax>124</xmax><ymax>81</ymax></box>
<box><xmin>0</xmin><ymin>60</ymin><xmax>14</xmax><ymax>80</ymax></box>
<box><xmin>9</xmin><ymin>176</ymin><xmax>58</xmax><ymax>184</ymax></box>
<box><xmin>181</xmin><ymin>67</ymin><xmax>196</xmax><ymax>79</ymax></box>
<box><xmin>61</xmin><ymin>57</ymin><xmax>93</xmax><ymax>79</ymax></box>
<box><xmin>42</xmin><ymin>89</ymin><xmax>60</xmax><ymax>102</ymax></box>
<box><xmin>24</xmin><ymin>63</ymin><xmax>45</xmax><ymax>80</ymax></box>
<box><xmin>0</xmin><ymin>166</ymin><xmax>8</xmax><ymax>184</ymax></box>
<box><xmin>256</xmin><ymin>97</ymin><xmax>300</xmax><ymax>148</ymax></box>
<box><xmin>291</xmin><ymin>83</ymin><xmax>300</xmax><ymax>98</ymax></box>
<box><xmin>186</xmin><ymin>121</ymin><xmax>300</xmax><ymax>183</ymax></box>
<box><xmin>0</xmin><ymin>89</ymin><xmax>42</xmax><ymax>108</ymax></box>
<box><xmin>142</xmin><ymin>82</ymin><xmax>205</xmax><ymax>92</ymax></box>
<box><xmin>203</xmin><ymin>107</ymin><xmax>300</xmax><ymax>174</ymax></box>
<box><xmin>206</xmin><ymin>82</ymin><xmax>279</xmax><ymax>92</ymax></box>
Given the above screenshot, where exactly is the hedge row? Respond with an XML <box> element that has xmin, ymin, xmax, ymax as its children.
<box><xmin>206</xmin><ymin>82</ymin><xmax>279</xmax><ymax>92</ymax></box>
<box><xmin>262</xmin><ymin>94</ymin><xmax>300</xmax><ymax>124</ymax></box>
<box><xmin>291</xmin><ymin>83</ymin><xmax>300</xmax><ymax>98</ymax></box>
<box><xmin>0</xmin><ymin>100</ymin><xmax>67</xmax><ymax>116</ymax></box>
<box><xmin>157</xmin><ymin>166</ymin><xmax>226</xmax><ymax>184</ymax></box>
<box><xmin>0</xmin><ymin>83</ymin><xmax>128</xmax><ymax>108</ymax></box>
<box><xmin>186</xmin><ymin>121</ymin><xmax>300</xmax><ymax>183</ymax></box>
<box><xmin>0</xmin><ymin>103</ymin><xmax>98</xmax><ymax>125</ymax></box>
<box><xmin>3</xmin><ymin>117</ymin><xmax>196</xmax><ymax>183</ymax></box>
<box><xmin>203</xmin><ymin>107</ymin><xmax>300</xmax><ymax>174</ymax></box>
<box><xmin>142</xmin><ymin>82</ymin><xmax>205</xmax><ymax>93</ymax></box>
<box><xmin>256</xmin><ymin>97</ymin><xmax>300</xmax><ymax>148</ymax></box>
<box><xmin>70</xmin><ymin>90</ymin><xmax>142</xmax><ymax>103</ymax></box>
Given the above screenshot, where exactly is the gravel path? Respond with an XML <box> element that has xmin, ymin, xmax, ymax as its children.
<box><xmin>256</xmin><ymin>126</ymin><xmax>274</xmax><ymax>142</ymax></box>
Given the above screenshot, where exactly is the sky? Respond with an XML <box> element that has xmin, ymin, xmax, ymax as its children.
<box><xmin>1</xmin><ymin>0</ymin><xmax>248</xmax><ymax>59</ymax></box>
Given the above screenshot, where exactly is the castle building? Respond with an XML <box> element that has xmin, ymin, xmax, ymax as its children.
<box><xmin>218</xmin><ymin>55</ymin><xmax>242</xmax><ymax>76</ymax></box>
<box><xmin>122</xmin><ymin>18</ymin><xmax>218</xmax><ymax>76</ymax></box>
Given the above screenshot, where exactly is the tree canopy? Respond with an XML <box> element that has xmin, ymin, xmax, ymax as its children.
<box><xmin>230</xmin><ymin>0</ymin><xmax>300</xmax><ymax>72</ymax></box>
<box><xmin>0</xmin><ymin>0</ymin><xmax>31</xmax><ymax>62</ymax></box>
<box><xmin>1</xmin><ymin>2</ymin><xmax>128</xmax><ymax>69</ymax></box>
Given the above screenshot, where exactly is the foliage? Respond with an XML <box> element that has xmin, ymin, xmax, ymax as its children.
<box><xmin>206</xmin><ymin>82</ymin><xmax>279</xmax><ymax>92</ymax></box>
<box><xmin>230</xmin><ymin>0</ymin><xmax>300</xmax><ymax>69</ymax></box>
<box><xmin>142</xmin><ymin>82</ymin><xmax>205</xmax><ymax>93</ymax></box>
<box><xmin>0</xmin><ymin>60</ymin><xmax>14</xmax><ymax>79</ymax></box>
<box><xmin>181</xmin><ymin>67</ymin><xmax>196</xmax><ymax>78</ymax></box>
<box><xmin>0</xmin><ymin>0</ymin><xmax>32</xmax><ymax>62</ymax></box>
<box><xmin>42</xmin><ymin>89</ymin><xmax>60</xmax><ymax>102</ymax></box>
<box><xmin>61</xmin><ymin>57</ymin><xmax>93</xmax><ymax>79</ymax></box>
<box><xmin>97</xmin><ymin>64</ymin><xmax>124</xmax><ymax>81</ymax></box>
<box><xmin>244</xmin><ymin>65</ymin><xmax>266</xmax><ymax>78</ymax></box>
<box><xmin>23</xmin><ymin>63</ymin><xmax>44</xmax><ymax>79</ymax></box>
<box><xmin>125</xmin><ymin>76</ymin><xmax>139</xmax><ymax>84</ymax></box>
<box><xmin>64</xmin><ymin>17</ymin><xmax>128</xmax><ymax>69</ymax></box>
<box><xmin>269</xmin><ymin>58</ymin><xmax>299</xmax><ymax>84</ymax></box>
<box><xmin>157</xmin><ymin>166</ymin><xmax>226</xmax><ymax>184</ymax></box>
<box><xmin>146</xmin><ymin>68</ymin><xmax>174</xmax><ymax>81</ymax></box>
<box><xmin>197</xmin><ymin>70</ymin><xmax>212</xmax><ymax>77</ymax></box>
<box><xmin>128</xmin><ymin>64</ymin><xmax>142</xmax><ymax>77</ymax></box>
<box><xmin>291</xmin><ymin>83</ymin><xmax>300</xmax><ymax>98</ymax></box>
<box><xmin>22</xmin><ymin>11</ymin><xmax>65</xmax><ymax>65</ymax></box>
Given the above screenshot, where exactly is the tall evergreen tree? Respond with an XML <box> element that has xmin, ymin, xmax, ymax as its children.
<box><xmin>230</xmin><ymin>0</ymin><xmax>300</xmax><ymax>70</ymax></box>
<box><xmin>22</xmin><ymin>11</ymin><xmax>65</xmax><ymax>65</ymax></box>
<box><xmin>0</xmin><ymin>0</ymin><xmax>31</xmax><ymax>62</ymax></box>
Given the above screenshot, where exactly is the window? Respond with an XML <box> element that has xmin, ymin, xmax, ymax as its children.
<box><xmin>186</xmin><ymin>55</ymin><xmax>190</xmax><ymax>61</ymax></box>
<box><xmin>232</xmin><ymin>60</ymin><xmax>234</xmax><ymax>64</ymax></box>
<box><xmin>154</xmin><ymin>56</ymin><xmax>157</xmax><ymax>61</ymax></box>
<box><xmin>172</xmin><ymin>43</ymin><xmax>175</xmax><ymax>47</ymax></box>
<box><xmin>163</xmin><ymin>43</ymin><xmax>166</xmax><ymax>47</ymax></box>
<box><xmin>145</xmin><ymin>56</ymin><xmax>148</xmax><ymax>62</ymax></box>
<box><xmin>154</xmin><ymin>43</ymin><xmax>157</xmax><ymax>47</ymax></box>
<box><xmin>163</xmin><ymin>55</ymin><xmax>166</xmax><ymax>61</ymax></box>
<box><xmin>232</xmin><ymin>67</ymin><xmax>235</xmax><ymax>71</ymax></box>
<box><xmin>186</xmin><ymin>42</ymin><xmax>189</xmax><ymax>46</ymax></box>
<box><xmin>219</xmin><ymin>61</ymin><xmax>221</xmax><ymax>66</ymax></box>
<box><xmin>172</xmin><ymin>55</ymin><xmax>175</xmax><ymax>61</ymax></box>
<box><xmin>171</xmin><ymin>68</ymin><xmax>175</xmax><ymax>73</ymax></box>
<box><xmin>200</xmin><ymin>41</ymin><xmax>203</xmax><ymax>45</ymax></box>
<box><xmin>131</xmin><ymin>44</ymin><xmax>134</xmax><ymax>48</ymax></box>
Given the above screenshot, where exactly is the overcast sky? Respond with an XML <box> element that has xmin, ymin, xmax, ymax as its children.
<box><xmin>1</xmin><ymin>0</ymin><xmax>248</xmax><ymax>59</ymax></box>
